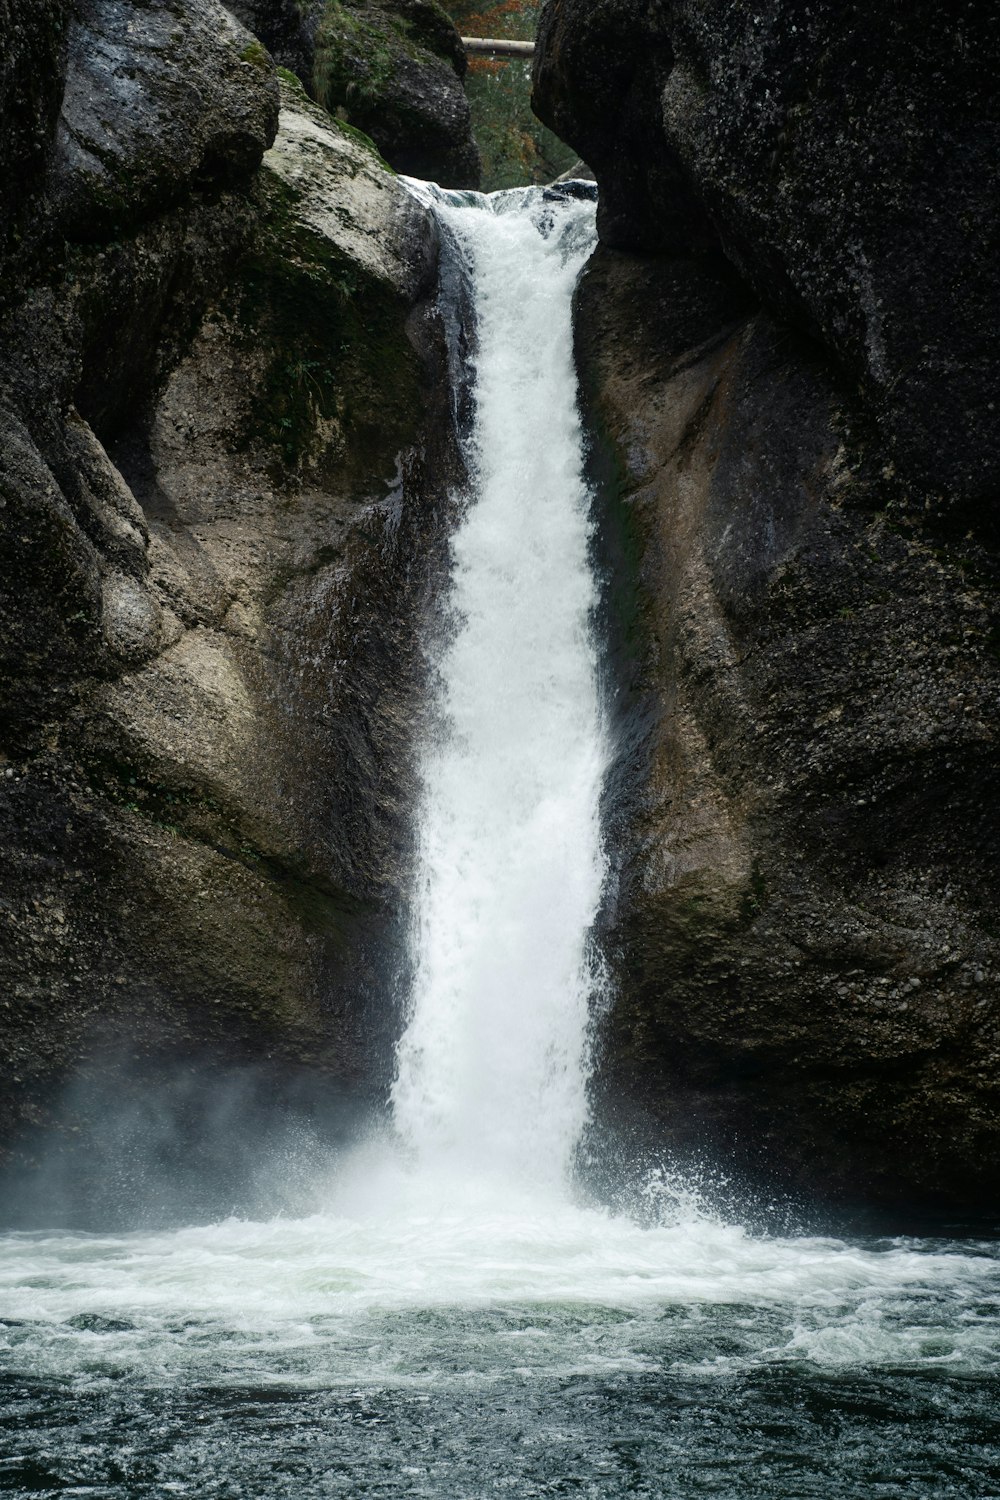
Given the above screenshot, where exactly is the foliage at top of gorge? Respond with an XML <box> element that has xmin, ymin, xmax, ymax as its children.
<box><xmin>226</xmin><ymin>0</ymin><xmax>577</xmax><ymax>190</ymax></box>
<box><xmin>444</xmin><ymin>1</ymin><xmax>576</xmax><ymax>188</ymax></box>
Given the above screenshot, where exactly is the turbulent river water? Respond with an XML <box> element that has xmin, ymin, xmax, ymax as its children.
<box><xmin>2</xmin><ymin>187</ymin><xmax>999</xmax><ymax>1498</ymax></box>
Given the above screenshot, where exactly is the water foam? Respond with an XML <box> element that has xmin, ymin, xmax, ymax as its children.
<box><xmin>1</xmin><ymin>187</ymin><xmax>998</xmax><ymax>1400</ymax></box>
<box><xmin>391</xmin><ymin>186</ymin><xmax>606</xmax><ymax>1195</ymax></box>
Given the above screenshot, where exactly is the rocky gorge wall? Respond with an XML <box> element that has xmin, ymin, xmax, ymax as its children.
<box><xmin>535</xmin><ymin>0</ymin><xmax>1000</xmax><ymax>1216</ymax></box>
<box><xmin>228</xmin><ymin>0</ymin><xmax>482</xmax><ymax>186</ymax></box>
<box><xmin>3</xmin><ymin>0</ymin><xmax>998</xmax><ymax>1228</ymax></box>
<box><xmin>0</xmin><ymin>0</ymin><xmax>462</xmax><ymax>1221</ymax></box>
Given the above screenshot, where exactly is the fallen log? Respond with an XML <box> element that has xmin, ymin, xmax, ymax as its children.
<box><xmin>461</xmin><ymin>37</ymin><xmax>535</xmax><ymax>58</ymax></box>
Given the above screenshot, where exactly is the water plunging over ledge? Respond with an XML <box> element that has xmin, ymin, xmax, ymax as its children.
<box><xmin>391</xmin><ymin>183</ymin><xmax>606</xmax><ymax>1199</ymax></box>
<box><xmin>0</xmin><ymin>187</ymin><xmax>998</xmax><ymax>1499</ymax></box>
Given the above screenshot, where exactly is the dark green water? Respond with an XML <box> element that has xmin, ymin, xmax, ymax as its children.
<box><xmin>1</xmin><ymin>1206</ymin><xmax>998</xmax><ymax>1498</ymax></box>
<box><xmin>3</xmin><ymin>1353</ymin><xmax>998</xmax><ymax>1497</ymax></box>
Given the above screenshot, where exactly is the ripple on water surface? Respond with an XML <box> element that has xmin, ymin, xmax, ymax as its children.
<box><xmin>2</xmin><ymin>180</ymin><xmax>998</xmax><ymax>1500</ymax></box>
<box><xmin>1</xmin><ymin>1198</ymin><xmax>999</xmax><ymax>1498</ymax></box>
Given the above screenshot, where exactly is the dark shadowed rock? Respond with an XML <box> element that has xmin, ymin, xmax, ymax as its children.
<box><xmin>0</xmin><ymin>0</ymin><xmax>456</xmax><ymax>1213</ymax></box>
<box><xmin>530</xmin><ymin>0</ymin><xmax>1000</xmax><ymax>1216</ymax></box>
<box><xmin>312</xmin><ymin>0</ymin><xmax>481</xmax><ymax>186</ymax></box>
<box><xmin>226</xmin><ymin>0</ymin><xmax>321</xmax><ymax>76</ymax></box>
<box><xmin>49</xmin><ymin>0</ymin><xmax>279</xmax><ymax>237</ymax></box>
<box><xmin>226</xmin><ymin>0</ymin><xmax>481</xmax><ymax>187</ymax></box>
<box><xmin>0</xmin><ymin>0</ymin><xmax>69</xmax><ymax>247</ymax></box>
<box><xmin>535</xmin><ymin>0</ymin><xmax>1000</xmax><ymax>508</ymax></box>
<box><xmin>578</xmin><ymin>245</ymin><xmax>1000</xmax><ymax>1216</ymax></box>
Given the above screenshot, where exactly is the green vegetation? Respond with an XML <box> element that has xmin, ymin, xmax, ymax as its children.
<box><xmin>444</xmin><ymin>1</ymin><xmax>576</xmax><ymax>188</ymax></box>
<box><xmin>313</xmin><ymin>3</ymin><xmax>400</xmax><ymax>117</ymax></box>
<box><xmin>240</xmin><ymin>39</ymin><xmax>271</xmax><ymax>69</ymax></box>
<box><xmin>278</xmin><ymin>62</ymin><xmax>390</xmax><ymax>164</ymax></box>
<box><xmin>276</xmin><ymin>65</ymin><xmax>307</xmax><ymax>96</ymax></box>
<box><xmin>332</xmin><ymin>116</ymin><xmax>394</xmax><ymax>168</ymax></box>
<box><xmin>312</xmin><ymin>0</ymin><xmax>458</xmax><ymax>111</ymax></box>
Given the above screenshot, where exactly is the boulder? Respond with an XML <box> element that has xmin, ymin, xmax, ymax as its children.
<box><xmin>226</xmin><ymin>0</ymin><xmax>481</xmax><ymax>187</ymax></box>
<box><xmin>530</xmin><ymin>0</ymin><xmax>1000</xmax><ymax>1214</ymax></box>
<box><xmin>0</xmin><ymin>2</ymin><xmax>455</xmax><ymax>1222</ymax></box>
<box><xmin>535</xmin><ymin>0</ymin><xmax>1000</xmax><ymax>507</ymax></box>
<box><xmin>312</xmin><ymin>0</ymin><xmax>481</xmax><ymax>186</ymax></box>
<box><xmin>49</xmin><ymin>0</ymin><xmax>279</xmax><ymax>237</ymax></box>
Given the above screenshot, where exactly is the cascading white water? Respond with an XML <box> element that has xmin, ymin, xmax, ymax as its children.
<box><xmin>1</xmin><ymin>190</ymin><xmax>998</xmax><ymax>1500</ymax></box>
<box><xmin>390</xmin><ymin>186</ymin><xmax>606</xmax><ymax>1194</ymax></box>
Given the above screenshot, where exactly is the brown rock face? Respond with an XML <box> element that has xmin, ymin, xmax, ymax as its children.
<box><xmin>535</xmin><ymin>0</ymin><xmax>1000</xmax><ymax>510</ymax></box>
<box><xmin>579</xmin><ymin>247</ymin><xmax>1000</xmax><ymax>1217</ymax></box>
<box><xmin>531</xmin><ymin>0</ymin><xmax>1000</xmax><ymax>1217</ymax></box>
<box><xmin>0</xmin><ymin>5</ymin><xmax>457</xmax><ymax>1221</ymax></box>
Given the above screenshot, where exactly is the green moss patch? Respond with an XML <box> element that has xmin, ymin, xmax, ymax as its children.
<box><xmin>332</xmin><ymin>116</ymin><xmax>394</xmax><ymax>168</ymax></box>
<box><xmin>312</xmin><ymin>0</ymin><xmax>459</xmax><ymax>116</ymax></box>
<box><xmin>240</xmin><ymin>40</ymin><xmax>272</xmax><ymax>70</ymax></box>
<box><xmin>276</xmin><ymin>66</ymin><xmax>308</xmax><ymax>97</ymax></box>
<box><xmin>313</xmin><ymin>3</ymin><xmax>400</xmax><ymax>117</ymax></box>
<box><xmin>226</xmin><ymin>169</ymin><xmax>422</xmax><ymax>479</ymax></box>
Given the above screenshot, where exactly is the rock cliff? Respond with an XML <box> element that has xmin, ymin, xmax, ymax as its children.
<box><xmin>229</xmin><ymin>0</ymin><xmax>482</xmax><ymax>187</ymax></box>
<box><xmin>535</xmin><ymin>0</ymin><xmax>1000</xmax><ymax>1215</ymax></box>
<box><xmin>0</xmin><ymin>0</ymin><xmax>456</xmax><ymax>1216</ymax></box>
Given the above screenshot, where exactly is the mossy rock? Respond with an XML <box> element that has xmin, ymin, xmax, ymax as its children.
<box><xmin>227</xmin><ymin>81</ymin><xmax>436</xmax><ymax>478</ymax></box>
<box><xmin>313</xmin><ymin>0</ymin><xmax>480</xmax><ymax>186</ymax></box>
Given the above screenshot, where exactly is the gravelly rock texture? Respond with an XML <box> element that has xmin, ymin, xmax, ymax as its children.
<box><xmin>0</xmin><ymin>3</ymin><xmax>455</xmax><ymax>1219</ymax></box>
<box><xmin>0</xmin><ymin>0</ymin><xmax>69</xmax><ymax>249</ymax></box>
<box><xmin>533</xmin><ymin>2</ymin><xmax>1000</xmax><ymax>1215</ymax></box>
<box><xmin>535</xmin><ymin>0</ymin><xmax>1000</xmax><ymax>510</ymax></box>
<box><xmin>229</xmin><ymin>0</ymin><xmax>482</xmax><ymax>188</ymax></box>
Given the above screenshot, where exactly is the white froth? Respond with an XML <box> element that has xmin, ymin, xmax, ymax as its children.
<box><xmin>1</xmin><ymin>187</ymin><xmax>997</xmax><ymax>1395</ymax></box>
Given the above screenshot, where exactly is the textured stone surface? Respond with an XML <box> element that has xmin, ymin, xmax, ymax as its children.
<box><xmin>263</xmin><ymin>90</ymin><xmax>436</xmax><ymax>295</ymax></box>
<box><xmin>51</xmin><ymin>0</ymin><xmax>280</xmax><ymax>235</ymax></box>
<box><xmin>312</xmin><ymin>0</ymin><xmax>481</xmax><ymax>186</ymax></box>
<box><xmin>530</xmin><ymin>0</ymin><xmax>1000</xmax><ymax>1215</ymax></box>
<box><xmin>0</xmin><ymin>1</ymin><xmax>454</xmax><ymax>1218</ymax></box>
<box><xmin>226</xmin><ymin>0</ymin><xmax>321</xmax><ymax>76</ymax></box>
<box><xmin>578</xmin><ymin>246</ymin><xmax>1000</xmax><ymax>1216</ymax></box>
<box><xmin>0</xmin><ymin>0</ymin><xmax>68</xmax><ymax>247</ymax></box>
<box><xmin>535</xmin><ymin>0</ymin><xmax>1000</xmax><ymax>508</ymax></box>
<box><xmin>227</xmin><ymin>0</ymin><xmax>481</xmax><ymax>187</ymax></box>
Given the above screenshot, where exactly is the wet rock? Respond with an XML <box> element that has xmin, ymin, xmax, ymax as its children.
<box><xmin>535</xmin><ymin>0</ymin><xmax>1000</xmax><ymax>507</ymax></box>
<box><xmin>0</xmin><ymin>408</ymin><xmax>105</xmax><ymax>712</ymax></box>
<box><xmin>578</xmin><ymin>245</ymin><xmax>1000</xmax><ymax>1214</ymax></box>
<box><xmin>50</xmin><ymin>0</ymin><xmax>279</xmax><ymax>238</ymax></box>
<box><xmin>0</xmin><ymin>0</ymin><xmax>455</xmax><ymax>1199</ymax></box>
<box><xmin>263</xmin><ymin>75</ymin><xmax>438</xmax><ymax>298</ymax></box>
<box><xmin>63</xmin><ymin>412</ymin><xmax>150</xmax><ymax>577</ymax></box>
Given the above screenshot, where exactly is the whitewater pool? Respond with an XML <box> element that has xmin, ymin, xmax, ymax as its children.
<box><xmin>1</xmin><ymin>1181</ymin><xmax>998</xmax><ymax>1497</ymax></box>
<box><xmin>4</xmin><ymin>176</ymin><xmax>996</xmax><ymax>1500</ymax></box>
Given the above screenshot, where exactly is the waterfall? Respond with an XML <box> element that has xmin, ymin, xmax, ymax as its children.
<box><xmin>390</xmin><ymin>185</ymin><xmax>606</xmax><ymax>1197</ymax></box>
<box><xmin>3</xmin><ymin>190</ymin><xmax>998</xmax><ymax>1490</ymax></box>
